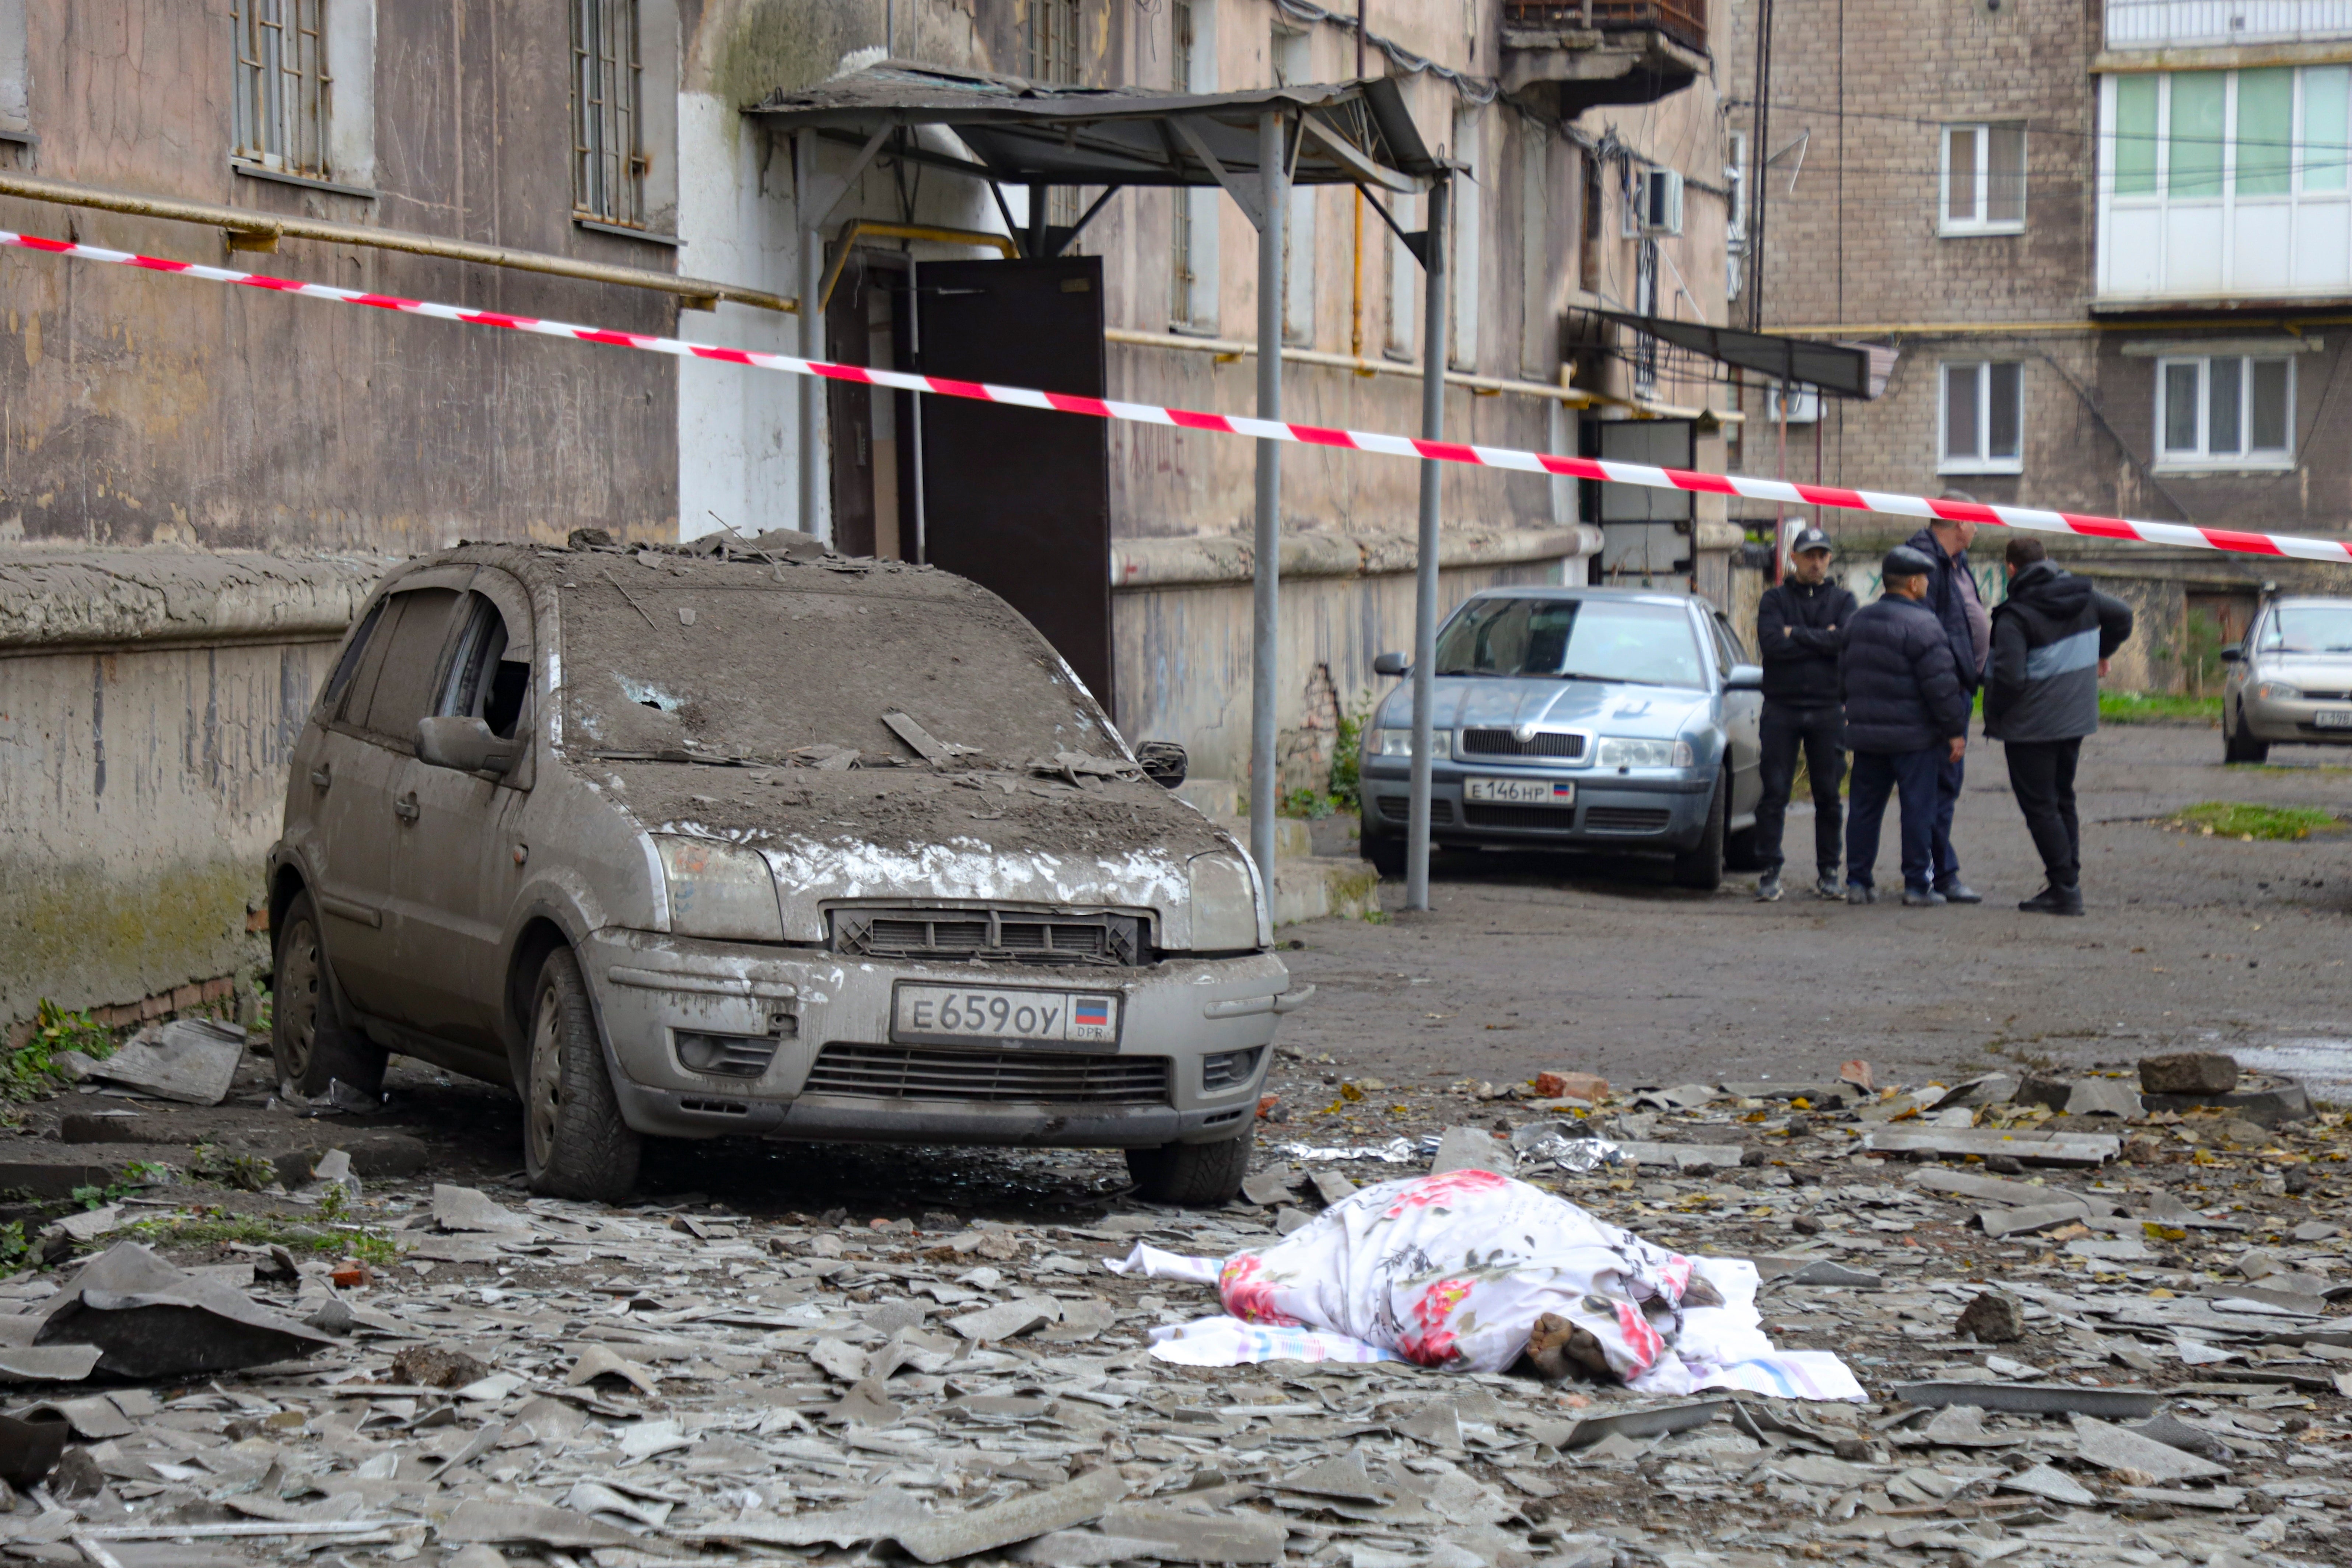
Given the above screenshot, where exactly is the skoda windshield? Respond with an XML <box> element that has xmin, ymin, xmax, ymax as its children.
<box><xmin>1435</xmin><ymin>597</ymin><xmax>1707</xmax><ymax>689</ymax></box>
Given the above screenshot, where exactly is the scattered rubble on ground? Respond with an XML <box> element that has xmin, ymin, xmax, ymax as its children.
<box><xmin>0</xmin><ymin>1046</ymin><xmax>2334</xmax><ymax>1566</ymax></box>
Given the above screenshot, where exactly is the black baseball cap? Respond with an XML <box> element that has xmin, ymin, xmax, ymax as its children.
<box><xmin>1790</xmin><ymin>528</ymin><xmax>1833</xmax><ymax>556</ymax></box>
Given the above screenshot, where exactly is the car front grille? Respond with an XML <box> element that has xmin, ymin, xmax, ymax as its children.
<box><xmin>1583</xmin><ymin>806</ymin><xmax>1674</xmax><ymax>833</ymax></box>
<box><xmin>1464</xmin><ymin>804</ymin><xmax>1577</xmax><ymax>829</ymax></box>
<box><xmin>802</xmin><ymin>1044</ymin><xmax>1170</xmax><ymax>1105</ymax></box>
<box><xmin>831</xmin><ymin>909</ymin><xmax>1145</xmax><ymax>966</ymax></box>
<box><xmin>1376</xmin><ymin>797</ymin><xmax>1456</xmax><ymax>825</ymax></box>
<box><xmin>1459</xmin><ymin>728</ymin><xmax>1587</xmax><ymax>760</ymax></box>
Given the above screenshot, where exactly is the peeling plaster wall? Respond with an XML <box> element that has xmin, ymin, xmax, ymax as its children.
<box><xmin>0</xmin><ymin>1</ymin><xmax>680</xmax><ymax>553</ymax></box>
<box><xmin>0</xmin><ymin>548</ymin><xmax>386</xmax><ymax>1025</ymax></box>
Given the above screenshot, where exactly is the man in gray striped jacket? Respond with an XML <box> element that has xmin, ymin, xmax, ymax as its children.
<box><xmin>1984</xmin><ymin>536</ymin><xmax>2136</xmax><ymax>916</ymax></box>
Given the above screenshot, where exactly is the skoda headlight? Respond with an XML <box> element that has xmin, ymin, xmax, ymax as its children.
<box><xmin>1594</xmin><ymin>736</ymin><xmax>1694</xmax><ymax>770</ymax></box>
<box><xmin>655</xmin><ymin>837</ymin><xmax>784</xmax><ymax>941</ymax></box>
<box><xmin>1373</xmin><ymin>728</ymin><xmax>1451</xmax><ymax>759</ymax></box>
<box><xmin>2256</xmin><ymin>680</ymin><xmax>2302</xmax><ymax>701</ymax></box>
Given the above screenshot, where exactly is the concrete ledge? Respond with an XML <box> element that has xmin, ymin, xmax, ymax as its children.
<box><xmin>1112</xmin><ymin>525</ymin><xmax>1601</xmax><ymax>591</ymax></box>
<box><xmin>0</xmin><ymin>546</ymin><xmax>390</xmax><ymax>654</ymax></box>
<box><xmin>1271</xmin><ymin>857</ymin><xmax>1380</xmax><ymax>927</ymax></box>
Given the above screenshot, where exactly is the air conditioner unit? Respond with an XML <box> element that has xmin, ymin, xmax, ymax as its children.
<box><xmin>1632</xmin><ymin>169</ymin><xmax>1684</xmax><ymax>236</ymax></box>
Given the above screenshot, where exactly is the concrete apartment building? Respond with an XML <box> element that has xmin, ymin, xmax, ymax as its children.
<box><xmin>1723</xmin><ymin>0</ymin><xmax>2352</xmax><ymax>687</ymax></box>
<box><xmin>0</xmin><ymin>0</ymin><xmax>1743</xmax><ymax>1024</ymax></box>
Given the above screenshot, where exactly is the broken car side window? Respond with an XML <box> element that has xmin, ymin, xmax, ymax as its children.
<box><xmin>439</xmin><ymin>594</ymin><xmax>530</xmax><ymax>740</ymax></box>
<box><xmin>349</xmin><ymin>586</ymin><xmax>462</xmax><ymax>745</ymax></box>
<box><xmin>320</xmin><ymin>595</ymin><xmax>388</xmax><ymax>713</ymax></box>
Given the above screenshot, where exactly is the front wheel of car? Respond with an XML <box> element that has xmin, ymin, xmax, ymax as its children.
<box><xmin>1672</xmin><ymin>775</ymin><xmax>1728</xmax><ymax>892</ymax></box>
<box><xmin>523</xmin><ymin>946</ymin><xmax>641</xmax><ymax>1202</ymax></box>
<box><xmin>2223</xmin><ymin>703</ymin><xmax>2269</xmax><ymax>764</ymax></box>
<box><xmin>271</xmin><ymin>890</ymin><xmax>389</xmax><ymax>1099</ymax></box>
<box><xmin>1127</xmin><ymin>1131</ymin><xmax>1253</xmax><ymax>1207</ymax></box>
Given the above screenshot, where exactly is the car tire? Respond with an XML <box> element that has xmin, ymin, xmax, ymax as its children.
<box><xmin>1672</xmin><ymin>775</ymin><xmax>1728</xmax><ymax>892</ymax></box>
<box><xmin>522</xmin><ymin>946</ymin><xmax>641</xmax><ymax>1202</ymax></box>
<box><xmin>2223</xmin><ymin>703</ymin><xmax>2269</xmax><ymax>764</ymax></box>
<box><xmin>1126</xmin><ymin>1131</ymin><xmax>1253</xmax><ymax>1207</ymax></box>
<box><xmin>1355</xmin><ymin>827</ymin><xmax>1401</xmax><ymax>879</ymax></box>
<box><xmin>270</xmin><ymin>890</ymin><xmax>389</xmax><ymax>1100</ymax></box>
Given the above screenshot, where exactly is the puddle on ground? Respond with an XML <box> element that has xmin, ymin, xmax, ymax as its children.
<box><xmin>2240</xmin><ymin>1039</ymin><xmax>2352</xmax><ymax>1101</ymax></box>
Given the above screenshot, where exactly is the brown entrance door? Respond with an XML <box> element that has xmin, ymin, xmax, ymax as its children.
<box><xmin>826</xmin><ymin>251</ymin><xmax>909</xmax><ymax>560</ymax></box>
<box><xmin>911</xmin><ymin>255</ymin><xmax>1113</xmax><ymax>715</ymax></box>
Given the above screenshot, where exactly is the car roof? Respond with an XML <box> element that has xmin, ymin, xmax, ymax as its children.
<box><xmin>1459</xmin><ymin>584</ymin><xmax>1701</xmax><ymax>611</ymax></box>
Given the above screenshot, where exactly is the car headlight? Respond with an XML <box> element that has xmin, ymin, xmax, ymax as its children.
<box><xmin>1186</xmin><ymin>851</ymin><xmax>1267</xmax><ymax>951</ymax></box>
<box><xmin>1374</xmin><ymin>728</ymin><xmax>1451</xmax><ymax>759</ymax></box>
<box><xmin>1594</xmin><ymin>736</ymin><xmax>1694</xmax><ymax>769</ymax></box>
<box><xmin>2256</xmin><ymin>680</ymin><xmax>2302</xmax><ymax>701</ymax></box>
<box><xmin>655</xmin><ymin>837</ymin><xmax>784</xmax><ymax>941</ymax></box>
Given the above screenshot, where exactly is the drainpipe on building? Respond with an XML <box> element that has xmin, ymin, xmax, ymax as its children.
<box><xmin>1406</xmin><ymin>174</ymin><xmax>1452</xmax><ymax>914</ymax></box>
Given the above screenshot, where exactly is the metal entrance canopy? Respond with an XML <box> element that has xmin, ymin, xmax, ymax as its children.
<box><xmin>748</xmin><ymin>61</ymin><xmax>1441</xmax><ymax>199</ymax></box>
<box><xmin>1584</xmin><ymin>307</ymin><xmax>1895</xmax><ymax>399</ymax></box>
<box><xmin>751</xmin><ymin>62</ymin><xmax>1455</xmax><ymax>908</ymax></box>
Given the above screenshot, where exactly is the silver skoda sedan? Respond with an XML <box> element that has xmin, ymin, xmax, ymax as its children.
<box><xmin>2222</xmin><ymin>596</ymin><xmax>2352</xmax><ymax>763</ymax></box>
<box><xmin>1356</xmin><ymin>587</ymin><xmax>1765</xmax><ymax>890</ymax></box>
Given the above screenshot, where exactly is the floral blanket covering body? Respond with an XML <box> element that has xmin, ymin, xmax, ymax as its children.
<box><xmin>1217</xmin><ymin>1170</ymin><xmax>1760</xmax><ymax>1383</ymax></box>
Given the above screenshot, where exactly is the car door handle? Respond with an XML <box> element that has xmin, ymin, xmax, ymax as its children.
<box><xmin>393</xmin><ymin>792</ymin><xmax>420</xmax><ymax>823</ymax></box>
<box><xmin>310</xmin><ymin>766</ymin><xmax>332</xmax><ymax>789</ymax></box>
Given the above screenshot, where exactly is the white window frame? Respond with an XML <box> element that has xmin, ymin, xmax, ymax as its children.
<box><xmin>1384</xmin><ymin>191</ymin><xmax>1417</xmax><ymax>360</ymax></box>
<box><xmin>1449</xmin><ymin>105</ymin><xmax>1482</xmax><ymax>371</ymax></box>
<box><xmin>0</xmin><ymin>0</ymin><xmax>28</xmax><ymax>140</ymax></box>
<box><xmin>2153</xmin><ymin>354</ymin><xmax>2296</xmax><ymax>469</ymax></box>
<box><xmin>1939</xmin><ymin>122</ymin><xmax>2027</xmax><ymax>236</ymax></box>
<box><xmin>1274</xmin><ymin>27</ymin><xmax>1315</xmax><ymax>345</ymax></box>
<box><xmin>1937</xmin><ymin>360</ymin><xmax>2025</xmax><ymax>475</ymax></box>
<box><xmin>232</xmin><ymin>0</ymin><xmax>332</xmax><ymax>179</ymax></box>
<box><xmin>1168</xmin><ymin>0</ymin><xmax>1219</xmax><ymax>332</ymax></box>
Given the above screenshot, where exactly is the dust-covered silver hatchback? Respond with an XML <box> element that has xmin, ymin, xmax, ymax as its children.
<box><xmin>266</xmin><ymin>537</ymin><xmax>1291</xmax><ymax>1205</ymax></box>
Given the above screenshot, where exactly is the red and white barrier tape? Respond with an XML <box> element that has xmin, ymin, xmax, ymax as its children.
<box><xmin>5</xmin><ymin>225</ymin><xmax>2348</xmax><ymax>564</ymax></box>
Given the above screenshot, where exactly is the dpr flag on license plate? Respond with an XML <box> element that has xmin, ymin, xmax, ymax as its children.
<box><xmin>1074</xmin><ymin>996</ymin><xmax>1113</xmax><ymax>1029</ymax></box>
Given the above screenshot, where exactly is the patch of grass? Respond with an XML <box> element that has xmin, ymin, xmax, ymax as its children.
<box><xmin>191</xmin><ymin>1145</ymin><xmax>278</xmax><ymax>1192</ymax></box>
<box><xmin>127</xmin><ymin>1211</ymin><xmax>400</xmax><ymax>1264</ymax></box>
<box><xmin>2101</xmin><ymin>691</ymin><xmax>2223</xmax><ymax>725</ymax></box>
<box><xmin>0</xmin><ymin>1001</ymin><xmax>118</xmax><ymax>1106</ymax></box>
<box><xmin>2163</xmin><ymin>800</ymin><xmax>2338</xmax><ymax>840</ymax></box>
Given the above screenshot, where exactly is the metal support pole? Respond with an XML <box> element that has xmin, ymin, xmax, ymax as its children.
<box><xmin>796</xmin><ymin>132</ymin><xmax>825</xmax><ymax>541</ymax></box>
<box><xmin>1249</xmin><ymin>111</ymin><xmax>1288</xmax><ymax>888</ymax></box>
<box><xmin>1406</xmin><ymin>175</ymin><xmax>1450</xmax><ymax>913</ymax></box>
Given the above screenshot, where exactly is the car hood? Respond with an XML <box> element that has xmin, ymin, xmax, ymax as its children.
<box><xmin>2256</xmin><ymin>654</ymin><xmax>2352</xmax><ymax>689</ymax></box>
<box><xmin>1380</xmin><ymin>677</ymin><xmax>1714</xmax><ymax>736</ymax></box>
<box><xmin>588</xmin><ymin>759</ymin><xmax>1242</xmax><ymax>946</ymax></box>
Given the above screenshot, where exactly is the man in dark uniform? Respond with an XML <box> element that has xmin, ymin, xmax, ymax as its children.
<box><xmin>1751</xmin><ymin>526</ymin><xmax>1858</xmax><ymax>902</ymax></box>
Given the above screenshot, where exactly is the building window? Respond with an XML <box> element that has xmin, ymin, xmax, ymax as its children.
<box><xmin>1579</xmin><ymin>147</ymin><xmax>1603</xmax><ymax>294</ymax></box>
<box><xmin>2156</xmin><ymin>355</ymin><xmax>2293</xmax><ymax>466</ymax></box>
<box><xmin>1274</xmin><ymin>29</ymin><xmax>1314</xmax><ymax>344</ymax></box>
<box><xmin>232</xmin><ymin>0</ymin><xmax>331</xmax><ymax>179</ymax></box>
<box><xmin>1726</xmin><ymin>129</ymin><xmax>1748</xmax><ymax>300</ymax></box>
<box><xmin>1940</xmin><ymin>122</ymin><xmax>2026</xmax><ymax>234</ymax></box>
<box><xmin>1939</xmin><ymin>360</ymin><xmax>2024</xmax><ymax>473</ymax></box>
<box><xmin>1384</xmin><ymin>192</ymin><xmax>1417</xmax><ymax>358</ymax></box>
<box><xmin>1167</xmin><ymin>0</ymin><xmax>1215</xmax><ymax>330</ymax></box>
<box><xmin>572</xmin><ymin>0</ymin><xmax>643</xmax><ymax>227</ymax></box>
<box><xmin>1033</xmin><ymin>0</ymin><xmax>1083</xmax><ymax>229</ymax></box>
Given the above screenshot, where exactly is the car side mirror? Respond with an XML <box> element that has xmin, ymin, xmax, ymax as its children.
<box><xmin>1726</xmin><ymin>662</ymin><xmax>1765</xmax><ymax>692</ymax></box>
<box><xmin>417</xmin><ymin>715</ymin><xmax>514</xmax><ymax>776</ymax></box>
<box><xmin>1372</xmin><ymin>651</ymin><xmax>1410</xmax><ymax>678</ymax></box>
<box><xmin>2220</xmin><ymin>647</ymin><xmax>2244</xmax><ymax>664</ymax></box>
<box><xmin>1135</xmin><ymin>740</ymin><xmax>1188</xmax><ymax>789</ymax></box>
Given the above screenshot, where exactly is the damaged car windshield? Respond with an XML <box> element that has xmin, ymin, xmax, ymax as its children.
<box><xmin>560</xmin><ymin>577</ymin><xmax>1120</xmax><ymax>765</ymax></box>
<box><xmin>1435</xmin><ymin>597</ymin><xmax>1706</xmax><ymax>688</ymax></box>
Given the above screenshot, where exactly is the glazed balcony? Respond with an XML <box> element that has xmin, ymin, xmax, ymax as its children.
<box><xmin>2105</xmin><ymin>0</ymin><xmax>2352</xmax><ymax>49</ymax></box>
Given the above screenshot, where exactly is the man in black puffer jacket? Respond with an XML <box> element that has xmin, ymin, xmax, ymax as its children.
<box><xmin>1752</xmin><ymin>526</ymin><xmax>1860</xmax><ymax>902</ymax></box>
<box><xmin>1985</xmin><ymin>535</ymin><xmax>2135</xmax><ymax>916</ymax></box>
<box><xmin>1840</xmin><ymin>547</ymin><xmax>1971</xmax><ymax>907</ymax></box>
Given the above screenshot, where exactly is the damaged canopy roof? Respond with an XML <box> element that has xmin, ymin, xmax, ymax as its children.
<box><xmin>1585</xmin><ymin>308</ymin><xmax>1896</xmax><ymax>400</ymax></box>
<box><xmin>747</xmin><ymin>60</ymin><xmax>1438</xmax><ymax>193</ymax></box>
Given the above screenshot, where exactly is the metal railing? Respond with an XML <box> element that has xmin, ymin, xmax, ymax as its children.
<box><xmin>2105</xmin><ymin>0</ymin><xmax>2352</xmax><ymax>47</ymax></box>
<box><xmin>1502</xmin><ymin>0</ymin><xmax>1708</xmax><ymax>52</ymax></box>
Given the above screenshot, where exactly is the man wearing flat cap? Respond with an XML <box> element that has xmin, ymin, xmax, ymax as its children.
<box><xmin>1838</xmin><ymin>547</ymin><xmax>1971</xmax><ymax>907</ymax></box>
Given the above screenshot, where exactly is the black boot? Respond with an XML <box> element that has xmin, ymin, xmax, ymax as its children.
<box><xmin>2017</xmin><ymin>881</ymin><xmax>2084</xmax><ymax>916</ymax></box>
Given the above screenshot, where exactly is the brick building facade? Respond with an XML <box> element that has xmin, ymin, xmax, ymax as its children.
<box><xmin>1723</xmin><ymin>0</ymin><xmax>2352</xmax><ymax>692</ymax></box>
